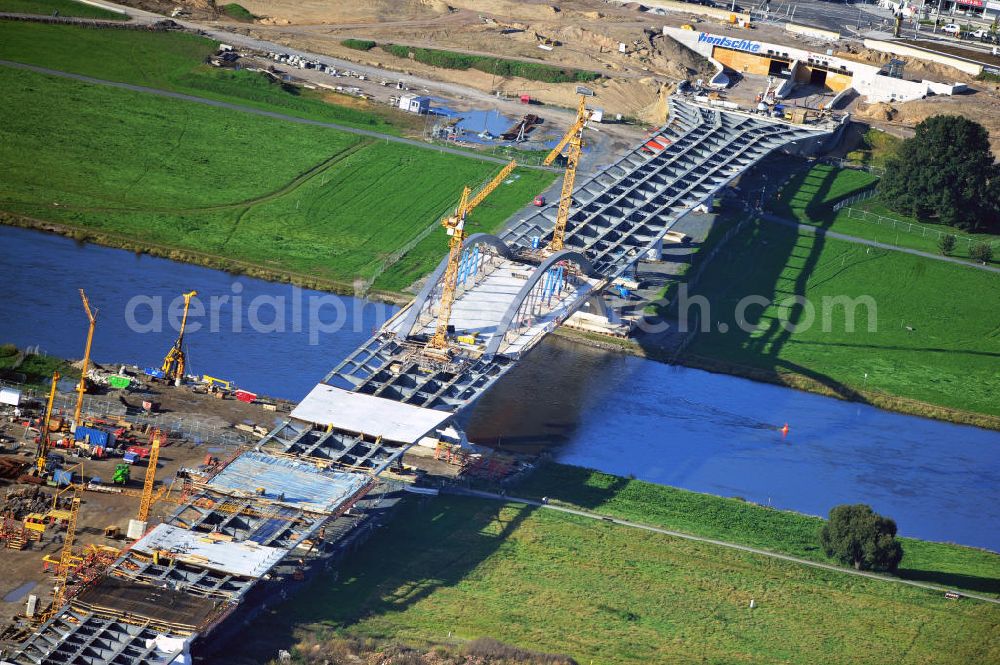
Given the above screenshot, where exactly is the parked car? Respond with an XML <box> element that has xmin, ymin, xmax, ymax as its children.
<box><xmin>968</xmin><ymin>28</ymin><xmax>987</xmax><ymax>40</ymax></box>
<box><xmin>942</xmin><ymin>23</ymin><xmax>962</xmax><ymax>35</ymax></box>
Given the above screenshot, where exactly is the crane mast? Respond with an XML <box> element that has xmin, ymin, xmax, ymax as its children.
<box><xmin>161</xmin><ymin>290</ymin><xmax>198</xmax><ymax>384</ymax></box>
<box><xmin>427</xmin><ymin>159</ymin><xmax>517</xmax><ymax>353</ymax></box>
<box><xmin>136</xmin><ymin>429</ymin><xmax>162</xmax><ymax>523</ymax></box>
<box><xmin>47</xmin><ymin>494</ymin><xmax>81</xmax><ymax>618</ymax></box>
<box><xmin>36</xmin><ymin>371</ymin><xmax>60</xmax><ymax>477</ymax></box>
<box><xmin>543</xmin><ymin>96</ymin><xmax>590</xmax><ymax>252</ymax></box>
<box><xmin>73</xmin><ymin>289</ymin><xmax>97</xmax><ymax>430</ymax></box>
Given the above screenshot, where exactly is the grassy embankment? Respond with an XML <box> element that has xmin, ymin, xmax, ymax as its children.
<box><xmin>516</xmin><ymin>463</ymin><xmax>1000</xmax><ymax>596</ymax></box>
<box><xmin>241</xmin><ymin>491</ymin><xmax>1000</xmax><ymax>665</ymax></box>
<box><xmin>0</xmin><ymin>23</ymin><xmax>555</xmax><ymax>295</ymax></box>
<box><xmin>677</xmin><ymin>214</ymin><xmax>1000</xmax><ymax>421</ymax></box>
<box><xmin>0</xmin><ymin>0</ymin><xmax>127</xmax><ymax>19</ymax></box>
<box><xmin>0</xmin><ymin>345</ymin><xmax>78</xmax><ymax>388</ymax></box>
<box><xmin>219</xmin><ymin>3</ymin><xmax>253</xmax><ymax>22</ymax></box>
<box><xmin>378</xmin><ymin>43</ymin><xmax>603</xmax><ymax>83</ymax></box>
<box><xmin>0</xmin><ymin>66</ymin><xmax>552</xmax><ymax>295</ymax></box>
<box><xmin>770</xmin><ymin>162</ymin><xmax>999</xmax><ymax>265</ymax></box>
<box><xmin>0</xmin><ymin>21</ymin><xmax>417</xmax><ymax>133</ymax></box>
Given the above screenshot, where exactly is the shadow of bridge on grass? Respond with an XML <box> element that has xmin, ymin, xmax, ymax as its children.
<box><xmin>226</xmin><ymin>495</ymin><xmax>539</xmax><ymax>663</ymax></box>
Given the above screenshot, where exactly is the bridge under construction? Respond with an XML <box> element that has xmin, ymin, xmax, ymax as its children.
<box><xmin>6</xmin><ymin>96</ymin><xmax>842</xmax><ymax>665</ymax></box>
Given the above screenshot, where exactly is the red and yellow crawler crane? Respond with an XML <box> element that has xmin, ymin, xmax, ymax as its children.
<box><xmin>424</xmin><ymin>159</ymin><xmax>518</xmax><ymax>357</ymax></box>
<box><xmin>161</xmin><ymin>290</ymin><xmax>197</xmax><ymax>384</ymax></box>
<box><xmin>73</xmin><ymin>289</ymin><xmax>97</xmax><ymax>430</ymax></box>
<box><xmin>542</xmin><ymin>96</ymin><xmax>591</xmax><ymax>253</ymax></box>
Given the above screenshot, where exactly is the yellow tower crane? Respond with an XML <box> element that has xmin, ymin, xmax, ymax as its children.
<box><xmin>136</xmin><ymin>429</ymin><xmax>162</xmax><ymax>523</ymax></box>
<box><xmin>542</xmin><ymin>96</ymin><xmax>591</xmax><ymax>252</ymax></box>
<box><xmin>161</xmin><ymin>290</ymin><xmax>198</xmax><ymax>384</ymax></box>
<box><xmin>73</xmin><ymin>289</ymin><xmax>97</xmax><ymax>430</ymax></box>
<box><xmin>36</xmin><ymin>371</ymin><xmax>60</xmax><ymax>477</ymax></box>
<box><xmin>427</xmin><ymin>159</ymin><xmax>517</xmax><ymax>353</ymax></box>
<box><xmin>46</xmin><ymin>494</ymin><xmax>81</xmax><ymax>620</ymax></box>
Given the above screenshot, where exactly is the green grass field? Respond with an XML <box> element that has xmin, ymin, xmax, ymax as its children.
<box><xmin>0</xmin><ymin>21</ymin><xmax>414</xmax><ymax>133</ymax></box>
<box><xmin>516</xmin><ymin>463</ymin><xmax>1000</xmax><ymax>597</ymax></box>
<box><xmin>771</xmin><ymin>164</ymin><xmax>999</xmax><ymax>265</ymax></box>
<box><xmin>0</xmin><ymin>0</ymin><xmax>127</xmax><ymax>19</ymax></box>
<box><xmin>243</xmin><ymin>495</ymin><xmax>1000</xmax><ymax>665</ymax></box>
<box><xmin>683</xmin><ymin>218</ymin><xmax>1000</xmax><ymax>417</ymax></box>
<box><xmin>0</xmin><ymin>67</ymin><xmax>551</xmax><ymax>291</ymax></box>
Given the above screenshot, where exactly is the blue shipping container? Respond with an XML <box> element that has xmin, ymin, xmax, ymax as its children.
<box><xmin>74</xmin><ymin>426</ymin><xmax>111</xmax><ymax>448</ymax></box>
<box><xmin>123</xmin><ymin>451</ymin><xmax>139</xmax><ymax>464</ymax></box>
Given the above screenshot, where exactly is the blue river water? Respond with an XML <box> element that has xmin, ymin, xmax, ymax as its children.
<box><xmin>1</xmin><ymin>225</ymin><xmax>999</xmax><ymax>549</ymax></box>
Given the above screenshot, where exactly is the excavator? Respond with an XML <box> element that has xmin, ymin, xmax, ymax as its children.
<box><xmin>161</xmin><ymin>290</ymin><xmax>197</xmax><ymax>385</ymax></box>
<box><xmin>541</xmin><ymin>96</ymin><xmax>591</xmax><ymax>253</ymax></box>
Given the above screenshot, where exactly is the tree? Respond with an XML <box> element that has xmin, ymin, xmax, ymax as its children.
<box><xmin>971</xmin><ymin>242</ymin><xmax>994</xmax><ymax>264</ymax></box>
<box><xmin>880</xmin><ymin>115</ymin><xmax>1000</xmax><ymax>233</ymax></box>
<box><xmin>938</xmin><ymin>233</ymin><xmax>956</xmax><ymax>256</ymax></box>
<box><xmin>819</xmin><ymin>504</ymin><xmax>903</xmax><ymax>572</ymax></box>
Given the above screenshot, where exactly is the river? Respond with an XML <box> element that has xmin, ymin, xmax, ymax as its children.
<box><xmin>2</xmin><ymin>225</ymin><xmax>998</xmax><ymax>549</ymax></box>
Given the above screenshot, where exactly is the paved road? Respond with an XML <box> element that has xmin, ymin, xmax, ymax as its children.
<box><xmin>445</xmin><ymin>486</ymin><xmax>1000</xmax><ymax>605</ymax></box>
<box><xmin>0</xmin><ymin>59</ymin><xmax>562</xmax><ymax>171</ymax></box>
<box><xmin>761</xmin><ymin>212</ymin><xmax>1000</xmax><ymax>274</ymax></box>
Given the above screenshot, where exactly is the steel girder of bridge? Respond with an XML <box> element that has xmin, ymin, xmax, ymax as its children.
<box><xmin>318</xmin><ymin>97</ymin><xmax>837</xmax><ymax>415</ymax></box>
<box><xmin>502</xmin><ymin>97</ymin><xmax>834</xmax><ymax>277</ymax></box>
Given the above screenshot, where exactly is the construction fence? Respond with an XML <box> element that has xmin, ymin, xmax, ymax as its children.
<box><xmin>1</xmin><ymin>379</ymin><xmax>254</xmax><ymax>448</ymax></box>
<box><xmin>838</xmin><ymin>206</ymin><xmax>1000</xmax><ymax>252</ymax></box>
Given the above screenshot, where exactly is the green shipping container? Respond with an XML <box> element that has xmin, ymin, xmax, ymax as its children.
<box><xmin>108</xmin><ymin>375</ymin><xmax>131</xmax><ymax>389</ymax></box>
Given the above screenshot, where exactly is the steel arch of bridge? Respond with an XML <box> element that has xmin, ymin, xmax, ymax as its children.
<box><xmin>484</xmin><ymin>249</ymin><xmax>593</xmax><ymax>357</ymax></box>
<box><xmin>395</xmin><ymin>233</ymin><xmax>513</xmax><ymax>339</ymax></box>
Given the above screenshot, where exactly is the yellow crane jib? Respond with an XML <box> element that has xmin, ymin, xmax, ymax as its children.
<box><xmin>74</xmin><ymin>289</ymin><xmax>97</xmax><ymax>430</ymax></box>
<box><xmin>543</xmin><ymin>96</ymin><xmax>590</xmax><ymax>252</ymax></box>
<box><xmin>161</xmin><ymin>290</ymin><xmax>198</xmax><ymax>384</ymax></box>
<box><xmin>428</xmin><ymin>160</ymin><xmax>517</xmax><ymax>352</ymax></box>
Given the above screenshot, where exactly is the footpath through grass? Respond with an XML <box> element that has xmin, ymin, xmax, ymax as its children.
<box><xmin>245</xmin><ymin>494</ymin><xmax>1000</xmax><ymax>665</ymax></box>
<box><xmin>0</xmin><ymin>67</ymin><xmax>551</xmax><ymax>291</ymax></box>
<box><xmin>516</xmin><ymin>463</ymin><xmax>1000</xmax><ymax>597</ymax></box>
<box><xmin>771</xmin><ymin>163</ymin><xmax>999</xmax><ymax>265</ymax></box>
<box><xmin>0</xmin><ymin>0</ymin><xmax>127</xmax><ymax>19</ymax></box>
<box><xmin>0</xmin><ymin>21</ymin><xmax>413</xmax><ymax>133</ymax></box>
<box><xmin>681</xmin><ymin>217</ymin><xmax>1000</xmax><ymax>418</ymax></box>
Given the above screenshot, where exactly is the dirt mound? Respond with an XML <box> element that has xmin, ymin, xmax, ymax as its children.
<box><xmin>854</xmin><ymin>101</ymin><xmax>897</xmax><ymax>122</ymax></box>
<box><xmin>895</xmin><ymin>92</ymin><xmax>1000</xmax><ymax>156</ymax></box>
<box><xmin>650</xmin><ymin>33</ymin><xmax>713</xmax><ymax>79</ymax></box>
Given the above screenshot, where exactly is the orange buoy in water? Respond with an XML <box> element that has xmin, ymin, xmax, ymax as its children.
<box><xmin>780</xmin><ymin>424</ymin><xmax>789</xmax><ymax>438</ymax></box>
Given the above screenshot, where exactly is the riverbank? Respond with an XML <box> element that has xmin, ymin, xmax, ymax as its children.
<box><xmin>552</xmin><ymin>327</ymin><xmax>1000</xmax><ymax>431</ymax></box>
<box><xmin>0</xmin><ymin>212</ymin><xmax>411</xmax><ymax>307</ymax></box>
<box><xmin>513</xmin><ymin>462</ymin><xmax>1000</xmax><ymax>595</ymax></box>
<box><xmin>232</xmin><ymin>483</ymin><xmax>1000</xmax><ymax>665</ymax></box>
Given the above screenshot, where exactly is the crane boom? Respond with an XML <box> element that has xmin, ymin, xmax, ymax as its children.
<box><xmin>162</xmin><ymin>290</ymin><xmax>198</xmax><ymax>383</ymax></box>
<box><xmin>543</xmin><ymin>97</ymin><xmax>589</xmax><ymax>252</ymax></box>
<box><xmin>73</xmin><ymin>289</ymin><xmax>97</xmax><ymax>429</ymax></box>
<box><xmin>428</xmin><ymin>160</ymin><xmax>517</xmax><ymax>351</ymax></box>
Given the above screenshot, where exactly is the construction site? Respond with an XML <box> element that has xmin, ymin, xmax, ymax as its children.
<box><xmin>0</xmin><ymin>0</ymin><xmax>998</xmax><ymax>663</ymax></box>
<box><xmin>0</xmin><ymin>84</ymin><xmax>846</xmax><ymax>662</ymax></box>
